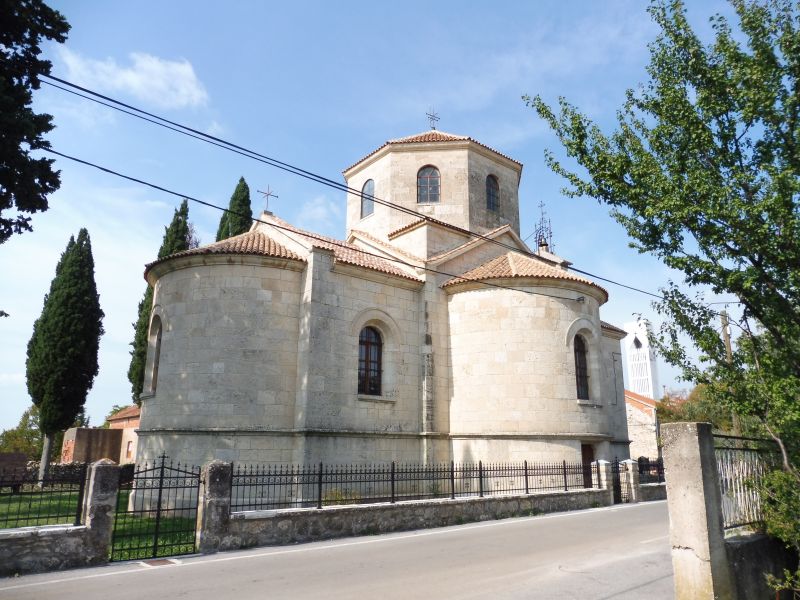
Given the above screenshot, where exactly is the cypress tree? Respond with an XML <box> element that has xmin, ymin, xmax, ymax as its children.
<box><xmin>215</xmin><ymin>177</ymin><xmax>252</xmax><ymax>241</ymax></box>
<box><xmin>26</xmin><ymin>228</ymin><xmax>104</xmax><ymax>479</ymax></box>
<box><xmin>127</xmin><ymin>199</ymin><xmax>193</xmax><ymax>402</ymax></box>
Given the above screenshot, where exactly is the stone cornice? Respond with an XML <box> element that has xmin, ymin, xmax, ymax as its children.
<box><xmin>145</xmin><ymin>253</ymin><xmax>305</xmax><ymax>286</ymax></box>
<box><xmin>442</xmin><ymin>276</ymin><xmax>608</xmax><ymax>305</ymax></box>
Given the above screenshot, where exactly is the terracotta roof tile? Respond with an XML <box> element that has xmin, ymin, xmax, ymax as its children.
<box><xmin>270</xmin><ymin>217</ymin><xmax>422</xmax><ymax>282</ymax></box>
<box><xmin>625</xmin><ymin>389</ymin><xmax>658</xmax><ymax>408</ymax></box>
<box><xmin>442</xmin><ymin>251</ymin><xmax>608</xmax><ymax>299</ymax></box>
<box><xmin>387</xmin><ymin>216</ymin><xmax>474</xmax><ymax>240</ymax></box>
<box><xmin>343</xmin><ymin>130</ymin><xmax>523</xmax><ymax>173</ymax></box>
<box><xmin>349</xmin><ymin>229</ymin><xmax>425</xmax><ymax>263</ymax></box>
<box><xmin>107</xmin><ymin>405</ymin><xmax>140</xmax><ymax>421</ymax></box>
<box><xmin>600</xmin><ymin>321</ymin><xmax>627</xmax><ymax>335</ymax></box>
<box><xmin>147</xmin><ymin>230</ymin><xmax>303</xmax><ymax>271</ymax></box>
<box><xmin>427</xmin><ymin>224</ymin><xmax>513</xmax><ymax>262</ymax></box>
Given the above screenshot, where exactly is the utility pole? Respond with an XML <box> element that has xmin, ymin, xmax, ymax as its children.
<box><xmin>721</xmin><ymin>310</ymin><xmax>742</xmax><ymax>437</ymax></box>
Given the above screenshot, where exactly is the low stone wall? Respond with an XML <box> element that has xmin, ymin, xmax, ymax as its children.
<box><xmin>726</xmin><ymin>534</ymin><xmax>798</xmax><ymax>600</ymax></box>
<box><xmin>197</xmin><ymin>460</ymin><xmax>617</xmax><ymax>554</ymax></box>
<box><xmin>0</xmin><ymin>525</ymin><xmax>103</xmax><ymax>577</ymax></box>
<box><xmin>0</xmin><ymin>460</ymin><xmax>119</xmax><ymax>577</ymax></box>
<box><xmin>639</xmin><ymin>483</ymin><xmax>666</xmax><ymax>502</ymax></box>
<box><xmin>222</xmin><ymin>489</ymin><xmax>610</xmax><ymax>551</ymax></box>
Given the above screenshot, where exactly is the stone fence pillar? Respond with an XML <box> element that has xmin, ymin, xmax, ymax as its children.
<box><xmin>661</xmin><ymin>422</ymin><xmax>736</xmax><ymax>600</ymax></box>
<box><xmin>196</xmin><ymin>460</ymin><xmax>232</xmax><ymax>554</ymax></box>
<box><xmin>623</xmin><ymin>459</ymin><xmax>640</xmax><ymax>503</ymax></box>
<box><xmin>596</xmin><ymin>460</ymin><xmax>614</xmax><ymax>505</ymax></box>
<box><xmin>84</xmin><ymin>459</ymin><xmax>120</xmax><ymax>565</ymax></box>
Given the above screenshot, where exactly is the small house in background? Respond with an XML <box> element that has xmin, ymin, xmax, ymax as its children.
<box><xmin>624</xmin><ymin>389</ymin><xmax>660</xmax><ymax>459</ymax></box>
<box><xmin>60</xmin><ymin>405</ymin><xmax>140</xmax><ymax>464</ymax></box>
<box><xmin>106</xmin><ymin>405</ymin><xmax>140</xmax><ymax>464</ymax></box>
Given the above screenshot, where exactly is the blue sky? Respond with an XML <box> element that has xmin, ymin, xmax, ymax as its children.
<box><xmin>0</xmin><ymin>0</ymin><xmax>738</xmax><ymax>430</ymax></box>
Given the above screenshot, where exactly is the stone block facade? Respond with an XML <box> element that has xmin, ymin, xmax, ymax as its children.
<box><xmin>137</xmin><ymin>129</ymin><xmax>631</xmax><ymax>469</ymax></box>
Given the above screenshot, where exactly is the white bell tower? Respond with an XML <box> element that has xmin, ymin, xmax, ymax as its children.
<box><xmin>623</xmin><ymin>320</ymin><xmax>661</xmax><ymax>399</ymax></box>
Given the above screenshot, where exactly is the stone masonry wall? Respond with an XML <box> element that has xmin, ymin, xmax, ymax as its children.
<box><xmin>222</xmin><ymin>489</ymin><xmax>610</xmax><ymax>552</ymax></box>
<box><xmin>0</xmin><ymin>460</ymin><xmax>119</xmax><ymax>577</ymax></box>
<box><xmin>446</xmin><ymin>283</ymin><xmax>619</xmax><ymax>461</ymax></box>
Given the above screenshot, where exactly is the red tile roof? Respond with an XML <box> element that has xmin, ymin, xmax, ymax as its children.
<box><xmin>349</xmin><ymin>229</ymin><xmax>425</xmax><ymax>263</ymax></box>
<box><xmin>146</xmin><ymin>230</ymin><xmax>303</xmax><ymax>272</ymax></box>
<box><xmin>107</xmin><ymin>405</ymin><xmax>140</xmax><ymax>421</ymax></box>
<box><xmin>600</xmin><ymin>321</ymin><xmax>627</xmax><ymax>335</ymax></box>
<box><xmin>269</xmin><ymin>217</ymin><xmax>423</xmax><ymax>282</ymax></box>
<box><xmin>387</xmin><ymin>215</ymin><xmax>476</xmax><ymax>240</ymax></box>
<box><xmin>442</xmin><ymin>251</ymin><xmax>608</xmax><ymax>299</ymax></box>
<box><xmin>343</xmin><ymin>130</ymin><xmax>523</xmax><ymax>173</ymax></box>
<box><xmin>427</xmin><ymin>224</ymin><xmax>514</xmax><ymax>262</ymax></box>
<box><xmin>625</xmin><ymin>389</ymin><xmax>659</xmax><ymax>408</ymax></box>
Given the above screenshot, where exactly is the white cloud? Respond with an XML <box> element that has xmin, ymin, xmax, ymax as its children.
<box><xmin>386</xmin><ymin>6</ymin><xmax>656</xmax><ymax>135</ymax></box>
<box><xmin>58</xmin><ymin>48</ymin><xmax>209</xmax><ymax>110</ymax></box>
<box><xmin>204</xmin><ymin>120</ymin><xmax>226</xmax><ymax>137</ymax></box>
<box><xmin>294</xmin><ymin>195</ymin><xmax>343</xmax><ymax>234</ymax></box>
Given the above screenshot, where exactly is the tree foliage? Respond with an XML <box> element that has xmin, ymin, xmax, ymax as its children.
<box><xmin>528</xmin><ymin>0</ymin><xmax>799</xmax><ymax>580</ymax></box>
<box><xmin>26</xmin><ymin>228</ymin><xmax>103</xmax><ymax>472</ymax></box>
<box><xmin>0</xmin><ymin>0</ymin><xmax>70</xmax><ymax>244</ymax></box>
<box><xmin>215</xmin><ymin>177</ymin><xmax>252</xmax><ymax>241</ymax></box>
<box><xmin>128</xmin><ymin>199</ymin><xmax>197</xmax><ymax>402</ymax></box>
<box><xmin>0</xmin><ymin>404</ymin><xmax>85</xmax><ymax>461</ymax></box>
<box><xmin>658</xmin><ymin>385</ymin><xmax>733</xmax><ymax>431</ymax></box>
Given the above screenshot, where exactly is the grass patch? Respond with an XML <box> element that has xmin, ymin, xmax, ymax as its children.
<box><xmin>109</xmin><ymin>490</ymin><xmax>197</xmax><ymax>561</ymax></box>
<box><xmin>0</xmin><ymin>485</ymin><xmax>82</xmax><ymax>528</ymax></box>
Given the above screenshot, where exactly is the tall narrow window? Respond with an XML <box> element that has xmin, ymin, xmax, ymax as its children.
<box><xmin>417</xmin><ymin>166</ymin><xmax>440</xmax><ymax>203</ymax></box>
<box><xmin>486</xmin><ymin>175</ymin><xmax>499</xmax><ymax>211</ymax></box>
<box><xmin>574</xmin><ymin>335</ymin><xmax>589</xmax><ymax>400</ymax></box>
<box><xmin>361</xmin><ymin>179</ymin><xmax>374</xmax><ymax>218</ymax></box>
<box><xmin>149</xmin><ymin>316</ymin><xmax>163</xmax><ymax>393</ymax></box>
<box><xmin>358</xmin><ymin>326</ymin><xmax>382</xmax><ymax>395</ymax></box>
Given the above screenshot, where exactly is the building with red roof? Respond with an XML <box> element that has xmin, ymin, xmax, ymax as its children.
<box><xmin>136</xmin><ymin>129</ymin><xmax>630</xmax><ymax>467</ymax></box>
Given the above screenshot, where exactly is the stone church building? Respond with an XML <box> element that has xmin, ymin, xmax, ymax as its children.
<box><xmin>137</xmin><ymin>130</ymin><xmax>631</xmax><ymax>467</ymax></box>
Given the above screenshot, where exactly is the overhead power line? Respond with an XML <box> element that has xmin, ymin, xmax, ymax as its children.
<box><xmin>44</xmin><ymin>148</ymin><xmax>598</xmax><ymax>303</ymax></box>
<box><xmin>41</xmin><ymin>74</ymin><xmax>665</xmax><ymax>300</ymax></box>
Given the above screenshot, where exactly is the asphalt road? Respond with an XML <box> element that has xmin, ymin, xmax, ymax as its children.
<box><xmin>0</xmin><ymin>500</ymin><xmax>673</xmax><ymax>600</ymax></box>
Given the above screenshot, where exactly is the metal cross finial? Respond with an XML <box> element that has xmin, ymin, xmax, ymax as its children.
<box><xmin>426</xmin><ymin>107</ymin><xmax>440</xmax><ymax>130</ymax></box>
<box><xmin>258</xmin><ymin>186</ymin><xmax>279</xmax><ymax>213</ymax></box>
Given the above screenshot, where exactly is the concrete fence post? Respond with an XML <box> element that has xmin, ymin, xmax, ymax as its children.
<box><xmin>84</xmin><ymin>459</ymin><xmax>120</xmax><ymax>565</ymax></box>
<box><xmin>596</xmin><ymin>460</ymin><xmax>614</xmax><ymax>505</ymax></box>
<box><xmin>623</xmin><ymin>459</ymin><xmax>640</xmax><ymax>504</ymax></box>
<box><xmin>196</xmin><ymin>460</ymin><xmax>232</xmax><ymax>555</ymax></box>
<box><xmin>661</xmin><ymin>422</ymin><xmax>736</xmax><ymax>600</ymax></box>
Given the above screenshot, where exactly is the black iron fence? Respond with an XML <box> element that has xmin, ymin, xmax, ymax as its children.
<box><xmin>637</xmin><ymin>457</ymin><xmax>665</xmax><ymax>484</ymax></box>
<box><xmin>231</xmin><ymin>460</ymin><xmax>599</xmax><ymax>512</ymax></box>
<box><xmin>110</xmin><ymin>455</ymin><xmax>201</xmax><ymax>561</ymax></box>
<box><xmin>0</xmin><ymin>463</ymin><xmax>88</xmax><ymax>528</ymax></box>
<box><xmin>713</xmin><ymin>434</ymin><xmax>776</xmax><ymax>530</ymax></box>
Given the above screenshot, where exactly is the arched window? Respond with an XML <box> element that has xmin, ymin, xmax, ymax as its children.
<box><xmin>574</xmin><ymin>335</ymin><xmax>589</xmax><ymax>400</ymax></box>
<box><xmin>361</xmin><ymin>179</ymin><xmax>374</xmax><ymax>218</ymax></box>
<box><xmin>149</xmin><ymin>316</ymin><xmax>163</xmax><ymax>394</ymax></box>
<box><xmin>417</xmin><ymin>166</ymin><xmax>440</xmax><ymax>203</ymax></box>
<box><xmin>358</xmin><ymin>326</ymin><xmax>382</xmax><ymax>395</ymax></box>
<box><xmin>486</xmin><ymin>175</ymin><xmax>499</xmax><ymax>211</ymax></box>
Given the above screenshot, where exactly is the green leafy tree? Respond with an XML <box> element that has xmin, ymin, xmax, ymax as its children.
<box><xmin>658</xmin><ymin>385</ymin><xmax>733</xmax><ymax>431</ymax></box>
<box><xmin>528</xmin><ymin>0</ymin><xmax>799</xmax><ymax>582</ymax></box>
<box><xmin>0</xmin><ymin>405</ymin><xmax>46</xmax><ymax>460</ymax></box>
<box><xmin>0</xmin><ymin>0</ymin><xmax>70</xmax><ymax>244</ymax></box>
<box><xmin>100</xmin><ymin>404</ymin><xmax>127</xmax><ymax>429</ymax></box>
<box><xmin>128</xmin><ymin>199</ymin><xmax>197</xmax><ymax>402</ymax></box>
<box><xmin>215</xmin><ymin>177</ymin><xmax>252</xmax><ymax>241</ymax></box>
<box><xmin>0</xmin><ymin>404</ymin><xmax>86</xmax><ymax>461</ymax></box>
<box><xmin>26</xmin><ymin>229</ymin><xmax>104</xmax><ymax>478</ymax></box>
